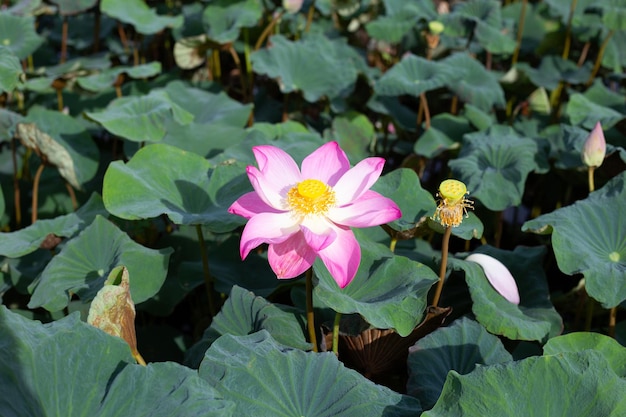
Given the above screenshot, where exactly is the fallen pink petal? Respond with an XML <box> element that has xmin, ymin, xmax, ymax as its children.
<box><xmin>465</xmin><ymin>253</ymin><xmax>521</xmax><ymax>305</ymax></box>
<box><xmin>228</xmin><ymin>141</ymin><xmax>402</xmax><ymax>288</ymax></box>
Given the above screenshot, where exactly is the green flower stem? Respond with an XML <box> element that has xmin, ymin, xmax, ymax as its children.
<box><xmin>305</xmin><ymin>0</ymin><xmax>316</xmax><ymax>33</ymax></box>
<box><xmin>195</xmin><ymin>224</ymin><xmax>217</xmax><ymax>317</ymax></box>
<box><xmin>432</xmin><ymin>226</ymin><xmax>452</xmax><ymax>307</ymax></box>
<box><xmin>332</xmin><ymin>311</ymin><xmax>341</xmax><ymax>356</ymax></box>
<box><xmin>212</xmin><ymin>49</ymin><xmax>221</xmax><ymax>81</ymax></box>
<box><xmin>254</xmin><ymin>12</ymin><xmax>283</xmax><ymax>51</ymax></box>
<box><xmin>586</xmin><ymin>29</ymin><xmax>614</xmax><ymax>87</ymax></box>
<box><xmin>227</xmin><ymin>45</ymin><xmax>248</xmax><ymax>100</ymax></box>
<box><xmin>609</xmin><ymin>307</ymin><xmax>617</xmax><ymax>337</ymax></box>
<box><xmin>306</xmin><ymin>268</ymin><xmax>318</xmax><ymax>352</ymax></box>
<box><xmin>588</xmin><ymin>166</ymin><xmax>596</xmax><ymax>192</ymax></box>
<box><xmin>389</xmin><ymin>237</ymin><xmax>397</xmax><ymax>253</ymax></box>
<box><xmin>31</xmin><ymin>162</ymin><xmax>45</xmax><ymax>224</ymax></box>
<box><xmin>562</xmin><ymin>0</ymin><xmax>578</xmax><ymax>60</ymax></box>
<box><xmin>511</xmin><ymin>0</ymin><xmax>527</xmax><ymax>65</ymax></box>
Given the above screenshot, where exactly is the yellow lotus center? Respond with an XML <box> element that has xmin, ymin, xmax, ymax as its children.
<box><xmin>439</xmin><ymin>179</ymin><xmax>467</xmax><ymax>204</ymax></box>
<box><xmin>287</xmin><ymin>179</ymin><xmax>335</xmax><ymax>216</ymax></box>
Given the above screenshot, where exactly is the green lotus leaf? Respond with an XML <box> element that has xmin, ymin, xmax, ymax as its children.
<box><xmin>366</xmin><ymin>93</ymin><xmax>417</xmax><ymax>131</ymax></box>
<box><xmin>103</xmin><ymin>143</ymin><xmax>250</xmax><ymax>231</ymax></box>
<box><xmin>0</xmin><ymin>47</ymin><xmax>23</xmax><ymax>93</ymax></box>
<box><xmin>0</xmin><ymin>307</ymin><xmax>233</xmax><ymax>416</ymax></box>
<box><xmin>185</xmin><ymin>285</ymin><xmax>310</xmax><ymax>367</ymax></box>
<box><xmin>0</xmin><ymin>108</ymin><xmax>22</xmax><ymax>140</ymax></box>
<box><xmin>202</xmin><ymin>0</ymin><xmax>263</xmax><ymax>44</ymax></box>
<box><xmin>522</xmin><ymin>172</ymin><xmax>626</xmax><ymax>308</ymax></box>
<box><xmin>423</xmin><ymin>350</ymin><xmax>626</xmax><ymax>417</ymax></box>
<box><xmin>544</xmin><ymin>332</ymin><xmax>626</xmax><ymax>377</ymax></box>
<box><xmin>414</xmin><ymin>113</ymin><xmax>472</xmax><ymax>158</ymax></box>
<box><xmin>462</xmin><ymin>103</ymin><xmax>495</xmax><ymax>130</ymax></box>
<box><xmin>452</xmin><ymin>0</ymin><xmax>515</xmax><ymax>54</ymax></box>
<box><xmin>199</xmin><ymin>331</ymin><xmax>422</xmax><ymax>416</ymax></box>
<box><xmin>324</xmin><ymin>111</ymin><xmax>374</xmax><ymax>163</ymax></box>
<box><xmin>100</xmin><ymin>0</ymin><xmax>183</xmax><ymax>35</ymax></box>
<box><xmin>162</xmin><ymin>122</ymin><xmax>247</xmax><ymax>157</ymax></box>
<box><xmin>314</xmin><ymin>230</ymin><xmax>439</xmax><ymax>337</ymax></box>
<box><xmin>28</xmin><ymin>215</ymin><xmax>173</xmax><ymax>312</ymax></box>
<box><xmin>85</xmin><ymin>90</ymin><xmax>194</xmax><ymax>143</ymax></box>
<box><xmin>249</xmin><ymin>120</ymin><xmax>309</xmax><ymax>138</ymax></box>
<box><xmin>583</xmin><ymin>79</ymin><xmax>626</xmax><ymax>113</ymax></box>
<box><xmin>16</xmin><ymin>107</ymin><xmax>99</xmax><ymax>190</ymax></box>
<box><xmin>516</xmin><ymin>55</ymin><xmax>592</xmax><ymax>90</ymax></box>
<box><xmin>4</xmin><ymin>0</ymin><xmax>45</xmax><ymax>16</ymax></box>
<box><xmin>448</xmin><ymin>125</ymin><xmax>539</xmax><ymax>211</ymax></box>
<box><xmin>407</xmin><ymin>317</ymin><xmax>513</xmax><ymax>409</ymax></box>
<box><xmin>365</xmin><ymin>11</ymin><xmax>420</xmax><ymax>43</ymax></box>
<box><xmin>375</xmin><ymin>54</ymin><xmax>454</xmax><ymax>97</ymax></box>
<box><xmin>0</xmin><ymin>14</ymin><xmax>44</xmax><ymax>59</ymax></box>
<box><xmin>49</xmin><ymin>0</ymin><xmax>97</xmax><ymax>15</ymax></box>
<box><xmin>565</xmin><ymin>93</ymin><xmax>625</xmax><ymax>130</ymax></box>
<box><xmin>602</xmin><ymin>0</ymin><xmax>626</xmax><ymax>30</ymax></box>
<box><xmin>0</xmin><ymin>193</ymin><xmax>106</xmax><ymax>258</ymax></box>
<box><xmin>452</xmin><ymin>245</ymin><xmax>563</xmax><ymax>342</ymax></box>
<box><xmin>163</xmin><ymin>80</ymin><xmax>253</xmax><ymax>126</ymax></box>
<box><xmin>440</xmin><ymin>53</ymin><xmax>505</xmax><ymax>110</ymax></box>
<box><xmin>603</xmin><ymin>28</ymin><xmax>626</xmax><ymax>73</ymax></box>
<box><xmin>251</xmin><ymin>34</ymin><xmax>359</xmax><ymax>102</ymax></box>
<box><xmin>77</xmin><ymin>62</ymin><xmax>162</xmax><ymax>92</ymax></box>
<box><xmin>371</xmin><ymin>168</ymin><xmax>437</xmax><ymax>233</ymax></box>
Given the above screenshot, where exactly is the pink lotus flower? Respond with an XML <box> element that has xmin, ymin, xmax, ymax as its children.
<box><xmin>228</xmin><ymin>141</ymin><xmax>401</xmax><ymax>288</ymax></box>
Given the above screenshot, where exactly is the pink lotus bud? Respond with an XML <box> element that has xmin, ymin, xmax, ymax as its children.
<box><xmin>283</xmin><ymin>0</ymin><xmax>303</xmax><ymax>14</ymax></box>
<box><xmin>581</xmin><ymin>122</ymin><xmax>606</xmax><ymax>168</ymax></box>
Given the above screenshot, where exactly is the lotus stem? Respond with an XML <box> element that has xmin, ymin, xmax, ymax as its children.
<box><xmin>389</xmin><ymin>237</ymin><xmax>397</xmax><ymax>252</ymax></box>
<box><xmin>195</xmin><ymin>224</ymin><xmax>217</xmax><ymax>317</ymax></box>
<box><xmin>609</xmin><ymin>307</ymin><xmax>617</xmax><ymax>337</ymax></box>
<box><xmin>11</xmin><ymin>138</ymin><xmax>21</xmax><ymax>227</ymax></box>
<box><xmin>61</xmin><ymin>16</ymin><xmax>68</xmax><ymax>63</ymax></box>
<box><xmin>255</xmin><ymin>12</ymin><xmax>283</xmax><ymax>51</ymax></box>
<box><xmin>305</xmin><ymin>0</ymin><xmax>316</xmax><ymax>33</ymax></box>
<box><xmin>511</xmin><ymin>0</ymin><xmax>527</xmax><ymax>66</ymax></box>
<box><xmin>419</xmin><ymin>93</ymin><xmax>431</xmax><ymax>130</ymax></box>
<box><xmin>117</xmin><ymin>22</ymin><xmax>129</xmax><ymax>53</ymax></box>
<box><xmin>577</xmin><ymin>42</ymin><xmax>590</xmax><ymax>66</ymax></box>
<box><xmin>227</xmin><ymin>44</ymin><xmax>248</xmax><ymax>100</ymax></box>
<box><xmin>305</xmin><ymin>268</ymin><xmax>318</xmax><ymax>352</ymax></box>
<box><xmin>31</xmin><ymin>163</ymin><xmax>45</xmax><ymax>224</ymax></box>
<box><xmin>133</xmin><ymin>351</ymin><xmax>147</xmax><ymax>366</ymax></box>
<box><xmin>332</xmin><ymin>311</ymin><xmax>341</xmax><ymax>356</ymax></box>
<box><xmin>65</xmin><ymin>182</ymin><xmax>77</xmax><ymax>211</ymax></box>
<box><xmin>562</xmin><ymin>0</ymin><xmax>578</xmax><ymax>60</ymax></box>
<box><xmin>585</xmin><ymin>30</ymin><xmax>614</xmax><ymax>87</ymax></box>
<box><xmin>432</xmin><ymin>226</ymin><xmax>452</xmax><ymax>307</ymax></box>
<box><xmin>588</xmin><ymin>166</ymin><xmax>595</xmax><ymax>193</ymax></box>
<box><xmin>494</xmin><ymin>210</ymin><xmax>503</xmax><ymax>248</ymax></box>
<box><xmin>212</xmin><ymin>49</ymin><xmax>221</xmax><ymax>81</ymax></box>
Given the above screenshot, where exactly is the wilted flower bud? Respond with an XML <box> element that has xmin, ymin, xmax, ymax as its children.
<box><xmin>581</xmin><ymin>122</ymin><xmax>606</xmax><ymax>168</ymax></box>
<box><xmin>283</xmin><ymin>0</ymin><xmax>303</xmax><ymax>14</ymax></box>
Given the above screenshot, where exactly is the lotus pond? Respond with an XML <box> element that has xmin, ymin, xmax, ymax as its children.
<box><xmin>1</xmin><ymin>0</ymin><xmax>626</xmax><ymax>415</ymax></box>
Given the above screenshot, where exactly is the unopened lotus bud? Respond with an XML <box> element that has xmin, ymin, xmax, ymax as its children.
<box><xmin>581</xmin><ymin>122</ymin><xmax>606</xmax><ymax>168</ymax></box>
<box><xmin>283</xmin><ymin>0</ymin><xmax>303</xmax><ymax>14</ymax></box>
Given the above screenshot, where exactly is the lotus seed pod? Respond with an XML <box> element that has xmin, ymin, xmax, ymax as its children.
<box><xmin>581</xmin><ymin>122</ymin><xmax>606</xmax><ymax>168</ymax></box>
<box><xmin>283</xmin><ymin>0</ymin><xmax>303</xmax><ymax>14</ymax></box>
<box><xmin>439</xmin><ymin>179</ymin><xmax>467</xmax><ymax>205</ymax></box>
<box><xmin>428</xmin><ymin>20</ymin><xmax>445</xmax><ymax>35</ymax></box>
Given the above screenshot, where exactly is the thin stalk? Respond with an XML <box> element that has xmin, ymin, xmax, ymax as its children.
<box><xmin>511</xmin><ymin>0</ymin><xmax>527</xmax><ymax>66</ymax></box>
<box><xmin>332</xmin><ymin>311</ymin><xmax>341</xmax><ymax>356</ymax></box>
<box><xmin>562</xmin><ymin>0</ymin><xmax>578</xmax><ymax>60</ymax></box>
<box><xmin>227</xmin><ymin>45</ymin><xmax>248</xmax><ymax>100</ymax></box>
<box><xmin>255</xmin><ymin>12</ymin><xmax>283</xmax><ymax>51</ymax></box>
<box><xmin>65</xmin><ymin>182</ymin><xmax>77</xmax><ymax>211</ymax></box>
<box><xmin>588</xmin><ymin>166</ymin><xmax>595</xmax><ymax>192</ymax></box>
<box><xmin>577</xmin><ymin>42</ymin><xmax>590</xmax><ymax>66</ymax></box>
<box><xmin>31</xmin><ymin>163</ymin><xmax>45</xmax><ymax>224</ymax></box>
<box><xmin>419</xmin><ymin>93</ymin><xmax>431</xmax><ymax>130</ymax></box>
<box><xmin>212</xmin><ymin>49</ymin><xmax>221</xmax><ymax>81</ymax></box>
<box><xmin>494</xmin><ymin>210</ymin><xmax>504</xmax><ymax>248</ymax></box>
<box><xmin>609</xmin><ymin>307</ymin><xmax>617</xmax><ymax>337</ymax></box>
<box><xmin>306</xmin><ymin>268</ymin><xmax>318</xmax><ymax>352</ymax></box>
<box><xmin>61</xmin><ymin>16</ymin><xmax>68</xmax><ymax>63</ymax></box>
<box><xmin>585</xmin><ymin>30</ymin><xmax>614</xmax><ymax>87</ymax></box>
<box><xmin>195</xmin><ymin>224</ymin><xmax>217</xmax><ymax>317</ymax></box>
<box><xmin>11</xmin><ymin>138</ymin><xmax>21</xmax><ymax>227</ymax></box>
<box><xmin>305</xmin><ymin>0</ymin><xmax>316</xmax><ymax>33</ymax></box>
<box><xmin>389</xmin><ymin>237</ymin><xmax>397</xmax><ymax>253</ymax></box>
<box><xmin>56</xmin><ymin>88</ymin><xmax>64</xmax><ymax>112</ymax></box>
<box><xmin>432</xmin><ymin>226</ymin><xmax>452</xmax><ymax>307</ymax></box>
<box><xmin>133</xmin><ymin>351</ymin><xmax>147</xmax><ymax>366</ymax></box>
